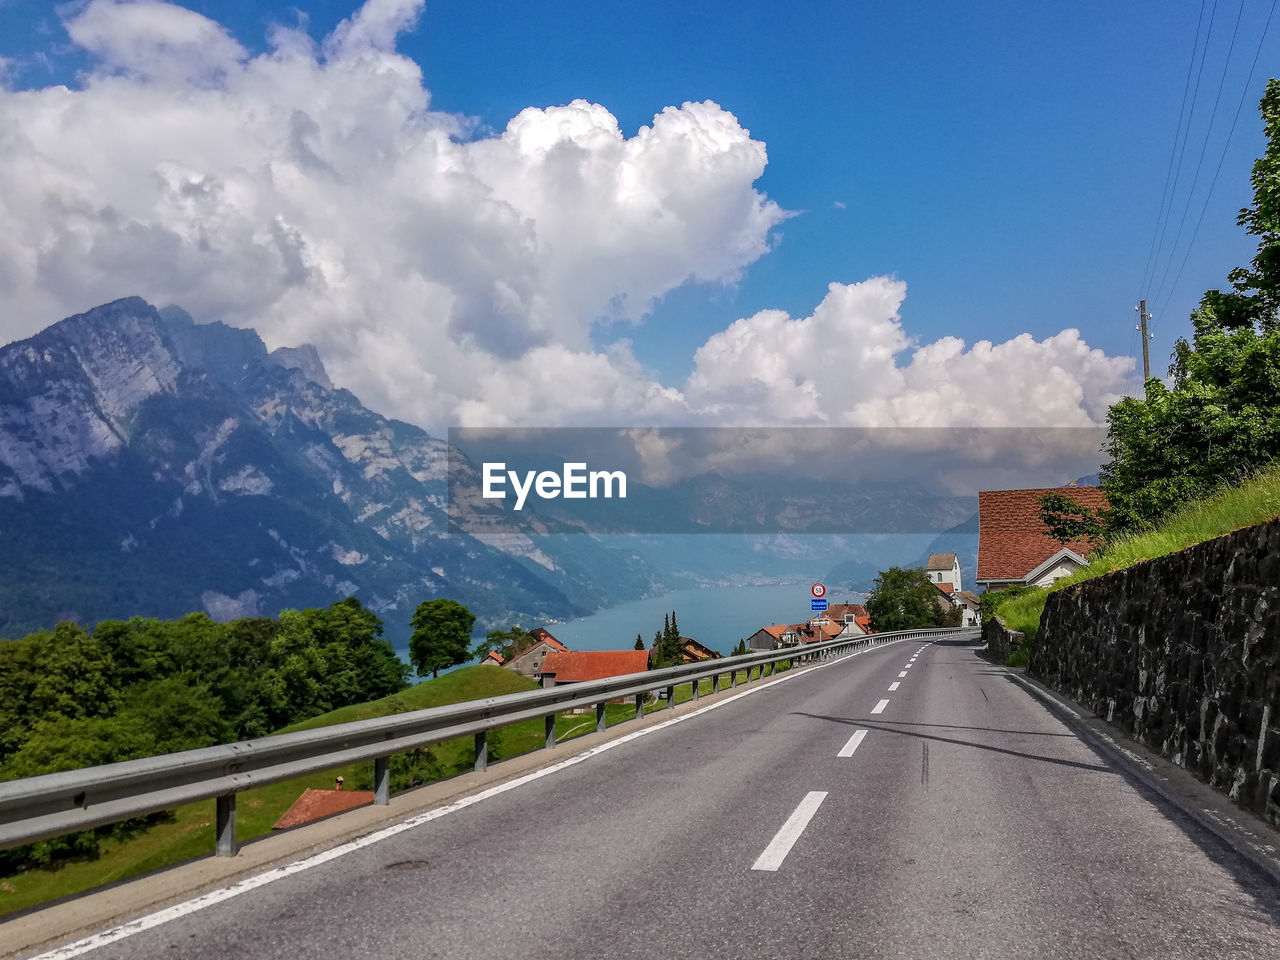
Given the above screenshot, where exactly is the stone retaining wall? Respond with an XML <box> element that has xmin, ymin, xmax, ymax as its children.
<box><xmin>1031</xmin><ymin>516</ymin><xmax>1280</xmax><ymax>828</ymax></box>
<box><xmin>983</xmin><ymin>615</ymin><xmax>1024</xmax><ymax>663</ymax></box>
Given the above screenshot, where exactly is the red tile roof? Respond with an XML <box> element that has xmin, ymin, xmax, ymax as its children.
<box><xmin>855</xmin><ymin>615</ymin><xmax>873</xmax><ymax>633</ymax></box>
<box><xmin>936</xmin><ymin>582</ymin><xmax>955</xmax><ymax>595</ymax></box>
<box><xmin>273</xmin><ymin>788</ymin><xmax>374</xmax><ymax>830</ymax></box>
<box><xmin>539</xmin><ymin>650</ymin><xmax>649</xmax><ymax>682</ymax></box>
<box><xmin>481</xmin><ymin>650</ymin><xmax>505</xmax><ymax>664</ymax></box>
<box><xmin>528</xmin><ymin>628</ymin><xmax>568</xmax><ymax>652</ymax></box>
<box><xmin>761</xmin><ymin>624</ymin><xmax>791</xmax><ymax>639</ymax></box>
<box><xmin>824</xmin><ymin>603</ymin><xmax>869</xmax><ymax>622</ymax></box>
<box><xmin>977</xmin><ymin>486</ymin><xmax>1108</xmax><ymax>582</ymax></box>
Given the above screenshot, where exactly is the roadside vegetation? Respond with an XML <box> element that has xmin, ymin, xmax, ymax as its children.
<box><xmin>989</xmin><ymin>461</ymin><xmax>1280</xmax><ymax>658</ymax></box>
<box><xmin>988</xmin><ymin>80</ymin><xmax>1280</xmax><ymax>664</ymax></box>
<box><xmin>0</xmin><ymin>652</ymin><xmax>777</xmax><ymax>917</ymax></box>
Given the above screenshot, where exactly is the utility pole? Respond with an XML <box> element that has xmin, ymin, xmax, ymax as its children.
<box><xmin>1135</xmin><ymin>299</ymin><xmax>1153</xmax><ymax>392</ymax></box>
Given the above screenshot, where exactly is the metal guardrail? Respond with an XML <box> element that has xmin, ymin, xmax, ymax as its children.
<box><xmin>0</xmin><ymin>626</ymin><xmax>976</xmax><ymax>857</ymax></box>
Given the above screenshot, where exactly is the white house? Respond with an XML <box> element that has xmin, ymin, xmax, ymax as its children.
<box><xmin>926</xmin><ymin>553</ymin><xmax>962</xmax><ymax>591</ymax></box>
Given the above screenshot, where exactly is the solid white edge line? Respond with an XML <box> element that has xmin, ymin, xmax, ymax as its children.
<box><xmin>751</xmin><ymin>791</ymin><xmax>828</xmax><ymax>871</ymax></box>
<box><xmin>836</xmin><ymin>729</ymin><xmax>868</xmax><ymax>758</ymax></box>
<box><xmin>28</xmin><ymin>635</ymin><xmax>924</xmax><ymax>960</ymax></box>
<box><xmin>888</xmin><ymin>682</ymin><xmax>900</xmax><ymax>691</ymax></box>
<box><xmin>871</xmin><ymin>698</ymin><xmax>890</xmax><ymax>715</ymax></box>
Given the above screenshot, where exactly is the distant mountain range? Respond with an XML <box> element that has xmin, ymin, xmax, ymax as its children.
<box><xmin>0</xmin><ymin>298</ymin><xmax>667</xmax><ymax>640</ymax></box>
<box><xmin>0</xmin><ymin>297</ymin><xmax>1024</xmax><ymax>643</ymax></box>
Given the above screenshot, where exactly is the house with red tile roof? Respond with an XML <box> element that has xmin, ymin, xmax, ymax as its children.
<box><xmin>798</xmin><ymin>619</ymin><xmax>843</xmax><ymax>643</ymax></box>
<box><xmin>538</xmin><ymin>649</ymin><xmax>650</xmax><ymax>688</ymax></box>
<box><xmin>977</xmin><ymin>486</ymin><xmax>1108</xmax><ymax>590</ymax></box>
<box><xmin>504</xmin><ymin>628</ymin><xmax>569</xmax><ymax>677</ymax></box>
<box><xmin>746</xmin><ymin>624</ymin><xmax>799</xmax><ymax>650</ymax></box>
<box><xmin>480</xmin><ymin>650</ymin><xmax>505</xmax><ymax>666</ymax></box>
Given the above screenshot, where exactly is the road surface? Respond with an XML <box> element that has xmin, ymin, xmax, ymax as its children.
<box><xmin>33</xmin><ymin>636</ymin><xmax>1280</xmax><ymax>960</ymax></box>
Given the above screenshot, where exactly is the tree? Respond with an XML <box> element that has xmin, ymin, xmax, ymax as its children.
<box><xmin>655</xmin><ymin>610</ymin><xmax>683</xmax><ymax>666</ymax></box>
<box><xmin>731</xmin><ymin>638</ymin><xmax>749</xmax><ymax>656</ymax></box>
<box><xmin>474</xmin><ymin>626</ymin><xmax>535</xmax><ymax>663</ymax></box>
<box><xmin>1102</xmin><ymin>79</ymin><xmax>1280</xmax><ymax>531</ymax></box>
<box><xmin>866</xmin><ymin>567</ymin><xmax>946</xmax><ymax>632</ymax></box>
<box><xmin>408</xmin><ymin>599</ymin><xmax>475</xmax><ymax>678</ymax></box>
<box><xmin>634</xmin><ymin>634</ymin><xmax>645</xmax><ymax>651</ymax></box>
<box><xmin>1036</xmin><ymin>492</ymin><xmax>1106</xmax><ymax>551</ymax></box>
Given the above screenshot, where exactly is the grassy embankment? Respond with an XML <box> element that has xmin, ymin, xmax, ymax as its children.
<box><xmin>989</xmin><ymin>465</ymin><xmax>1280</xmax><ymax>664</ymax></box>
<box><xmin>1</xmin><ymin>661</ymin><xmax>769</xmax><ymax>916</ymax></box>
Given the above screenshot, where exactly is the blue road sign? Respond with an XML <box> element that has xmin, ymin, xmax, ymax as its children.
<box><xmin>811</xmin><ymin>599</ymin><xmax>828</xmax><ymax>611</ymax></box>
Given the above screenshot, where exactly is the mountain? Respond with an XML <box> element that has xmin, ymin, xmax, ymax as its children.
<box><xmin>0</xmin><ymin>298</ymin><xmax>661</xmax><ymax>641</ymax></box>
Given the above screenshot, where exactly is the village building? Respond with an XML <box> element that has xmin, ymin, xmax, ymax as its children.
<box><xmin>925</xmin><ymin>553</ymin><xmax>961</xmax><ymax>591</ymax></box>
<box><xmin>538</xmin><ymin>650</ymin><xmax>650</xmax><ymax>689</ymax></box>
<box><xmin>976</xmin><ymin>486</ymin><xmax>1108</xmax><ymax>590</ymax></box>
<box><xmin>647</xmin><ymin>635</ymin><xmax>721</xmax><ymax>667</ymax></box>
<box><xmin>503</xmin><ymin>627</ymin><xmax>569</xmax><ymax>677</ymax></box>
<box><xmin>798</xmin><ymin>619</ymin><xmax>844</xmax><ymax>643</ymax></box>
<box><xmin>745</xmin><ymin>624</ymin><xmax>799</xmax><ymax>650</ymax></box>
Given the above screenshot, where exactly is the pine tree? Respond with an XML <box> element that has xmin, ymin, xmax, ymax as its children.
<box><xmin>634</xmin><ymin>634</ymin><xmax>644</xmax><ymax>651</ymax></box>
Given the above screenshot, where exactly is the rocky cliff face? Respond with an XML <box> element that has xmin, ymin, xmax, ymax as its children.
<box><xmin>0</xmin><ymin>297</ymin><xmax>659</xmax><ymax>640</ymax></box>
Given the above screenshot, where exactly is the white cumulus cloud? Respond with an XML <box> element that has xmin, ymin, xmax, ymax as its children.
<box><xmin>0</xmin><ymin>0</ymin><xmax>1132</xmax><ymax>439</ymax></box>
<box><xmin>0</xmin><ymin>0</ymin><xmax>784</xmax><ymax>428</ymax></box>
<box><xmin>684</xmin><ymin>278</ymin><xmax>1132</xmax><ymax>427</ymax></box>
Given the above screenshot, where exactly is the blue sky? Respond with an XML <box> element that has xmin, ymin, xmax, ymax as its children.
<box><xmin>0</xmin><ymin>1</ymin><xmax>1276</xmax><ymax>426</ymax></box>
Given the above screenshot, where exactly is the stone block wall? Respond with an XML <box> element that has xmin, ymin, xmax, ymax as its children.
<box><xmin>1031</xmin><ymin>516</ymin><xmax>1280</xmax><ymax>828</ymax></box>
<box><xmin>983</xmin><ymin>615</ymin><xmax>1024</xmax><ymax>663</ymax></box>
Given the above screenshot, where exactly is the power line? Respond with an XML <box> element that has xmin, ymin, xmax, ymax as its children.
<box><xmin>1151</xmin><ymin>0</ymin><xmax>1247</xmax><ymax>313</ymax></box>
<box><xmin>1155</xmin><ymin>0</ymin><xmax>1279</xmax><ymax>321</ymax></box>
<box><xmin>1146</xmin><ymin>0</ymin><xmax>1220</xmax><ymax>299</ymax></box>
<box><xmin>1139</xmin><ymin>0</ymin><xmax>1208</xmax><ymax>296</ymax></box>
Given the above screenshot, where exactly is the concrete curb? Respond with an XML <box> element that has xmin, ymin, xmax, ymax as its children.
<box><xmin>1001</xmin><ymin>665</ymin><xmax>1280</xmax><ymax>888</ymax></box>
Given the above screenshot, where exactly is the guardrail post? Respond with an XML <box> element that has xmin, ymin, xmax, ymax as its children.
<box><xmin>215</xmin><ymin>794</ymin><xmax>238</xmax><ymax>857</ymax></box>
<box><xmin>665</xmin><ymin>685</ymin><xmax>674</xmax><ymax>710</ymax></box>
<box><xmin>474</xmin><ymin>731</ymin><xmax>488</xmax><ymax>772</ymax></box>
<box><xmin>691</xmin><ymin>678</ymin><xmax>700</xmax><ymax>701</ymax></box>
<box><xmin>711</xmin><ymin>673</ymin><xmax>719</xmax><ymax>693</ymax></box>
<box><xmin>635</xmin><ymin>692</ymin><xmax>644</xmax><ymax>720</ymax></box>
<box><xmin>545</xmin><ymin>714</ymin><xmax>557</xmax><ymax>749</ymax></box>
<box><xmin>374</xmin><ymin>756</ymin><xmax>390</xmax><ymax>804</ymax></box>
<box><xmin>596</xmin><ymin>701</ymin><xmax>607</xmax><ymax>733</ymax></box>
<box><xmin>730</xmin><ymin>668</ymin><xmax>737</xmax><ymax>688</ymax></box>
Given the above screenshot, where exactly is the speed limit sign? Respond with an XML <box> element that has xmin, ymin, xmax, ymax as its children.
<box><xmin>811</xmin><ymin>582</ymin><xmax>826</xmax><ymax>599</ymax></box>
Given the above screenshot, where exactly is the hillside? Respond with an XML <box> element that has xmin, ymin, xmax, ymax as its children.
<box><xmin>0</xmin><ymin>665</ymin><xmax>562</xmax><ymax>917</ymax></box>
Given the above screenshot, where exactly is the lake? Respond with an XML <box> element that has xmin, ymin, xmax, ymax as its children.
<box><xmin>545</xmin><ymin>582</ymin><xmax>867</xmax><ymax>655</ymax></box>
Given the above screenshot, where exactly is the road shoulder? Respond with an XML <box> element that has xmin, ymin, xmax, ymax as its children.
<box><xmin>987</xmin><ymin>655</ymin><xmax>1280</xmax><ymax>887</ymax></box>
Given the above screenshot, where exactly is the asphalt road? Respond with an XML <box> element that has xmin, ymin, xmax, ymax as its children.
<box><xmin>36</xmin><ymin>636</ymin><xmax>1280</xmax><ymax>960</ymax></box>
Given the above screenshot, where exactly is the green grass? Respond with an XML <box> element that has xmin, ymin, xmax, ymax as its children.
<box><xmin>989</xmin><ymin>465</ymin><xmax>1280</xmax><ymax>647</ymax></box>
<box><xmin>0</xmin><ymin>661</ymin><xmax>778</xmax><ymax>915</ymax></box>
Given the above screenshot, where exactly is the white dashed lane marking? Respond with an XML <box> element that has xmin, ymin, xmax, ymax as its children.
<box><xmin>871</xmin><ymin>699</ymin><xmax>890</xmax><ymax>715</ymax></box>
<box><xmin>752</xmin><ymin>791</ymin><xmax>828</xmax><ymax>871</ymax></box>
<box><xmin>888</xmin><ymin>681</ymin><xmax>900</xmax><ymax>691</ymax></box>
<box><xmin>837</xmin><ymin>730</ymin><xmax>868</xmax><ymax>758</ymax></box>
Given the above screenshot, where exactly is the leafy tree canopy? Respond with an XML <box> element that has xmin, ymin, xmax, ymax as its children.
<box><xmin>408</xmin><ymin>598</ymin><xmax>475</xmax><ymax>679</ymax></box>
<box><xmin>1103</xmin><ymin>79</ymin><xmax>1280</xmax><ymax>531</ymax></box>
<box><xmin>866</xmin><ymin>567</ymin><xmax>947</xmax><ymax>632</ymax></box>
